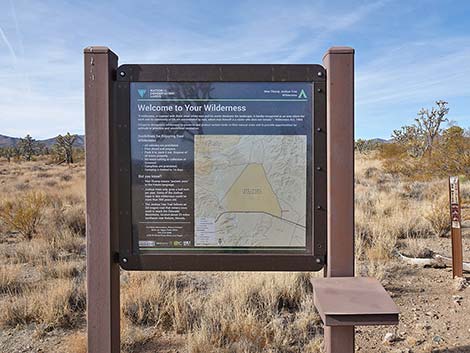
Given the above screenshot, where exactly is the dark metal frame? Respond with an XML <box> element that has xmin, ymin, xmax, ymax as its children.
<box><xmin>112</xmin><ymin>64</ymin><xmax>327</xmax><ymax>271</ymax></box>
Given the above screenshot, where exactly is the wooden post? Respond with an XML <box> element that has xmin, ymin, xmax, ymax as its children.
<box><xmin>84</xmin><ymin>46</ymin><xmax>120</xmax><ymax>353</ymax></box>
<box><xmin>449</xmin><ymin>176</ymin><xmax>463</xmax><ymax>278</ymax></box>
<box><xmin>323</xmin><ymin>47</ymin><xmax>355</xmax><ymax>353</ymax></box>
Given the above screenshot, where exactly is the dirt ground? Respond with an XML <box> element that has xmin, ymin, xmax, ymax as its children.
<box><xmin>0</xmin><ymin>156</ymin><xmax>468</xmax><ymax>352</ymax></box>
<box><xmin>1</xmin><ymin>233</ymin><xmax>468</xmax><ymax>353</ymax></box>
<box><xmin>357</xmin><ymin>234</ymin><xmax>470</xmax><ymax>353</ymax></box>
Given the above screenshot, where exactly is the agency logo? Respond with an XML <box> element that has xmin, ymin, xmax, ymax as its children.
<box><xmin>137</xmin><ymin>89</ymin><xmax>147</xmax><ymax>98</ymax></box>
<box><xmin>298</xmin><ymin>89</ymin><xmax>307</xmax><ymax>99</ymax></box>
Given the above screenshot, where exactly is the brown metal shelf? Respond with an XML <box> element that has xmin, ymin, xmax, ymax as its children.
<box><xmin>312</xmin><ymin>277</ymin><xmax>399</xmax><ymax>326</ymax></box>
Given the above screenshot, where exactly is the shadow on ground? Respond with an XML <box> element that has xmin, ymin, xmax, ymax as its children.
<box><xmin>434</xmin><ymin>347</ymin><xmax>470</xmax><ymax>353</ymax></box>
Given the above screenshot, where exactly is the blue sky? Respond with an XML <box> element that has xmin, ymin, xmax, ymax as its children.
<box><xmin>0</xmin><ymin>0</ymin><xmax>469</xmax><ymax>139</ymax></box>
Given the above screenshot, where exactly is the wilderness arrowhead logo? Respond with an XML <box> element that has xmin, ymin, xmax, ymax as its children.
<box><xmin>298</xmin><ymin>89</ymin><xmax>307</xmax><ymax>99</ymax></box>
<box><xmin>138</xmin><ymin>89</ymin><xmax>147</xmax><ymax>98</ymax></box>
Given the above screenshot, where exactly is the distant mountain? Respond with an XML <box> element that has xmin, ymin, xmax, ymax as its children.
<box><xmin>368</xmin><ymin>138</ymin><xmax>392</xmax><ymax>144</ymax></box>
<box><xmin>39</xmin><ymin>135</ymin><xmax>85</xmax><ymax>148</ymax></box>
<box><xmin>0</xmin><ymin>135</ymin><xmax>20</xmax><ymax>148</ymax></box>
<box><xmin>0</xmin><ymin>134</ymin><xmax>84</xmax><ymax>148</ymax></box>
<box><xmin>0</xmin><ymin>134</ymin><xmax>392</xmax><ymax>149</ymax></box>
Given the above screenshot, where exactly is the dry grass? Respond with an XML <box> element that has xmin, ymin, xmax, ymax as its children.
<box><xmin>120</xmin><ymin>271</ymin><xmax>322</xmax><ymax>351</ymax></box>
<box><xmin>0</xmin><ymin>265</ymin><xmax>26</xmax><ymax>294</ymax></box>
<box><xmin>184</xmin><ymin>273</ymin><xmax>322</xmax><ymax>352</ymax></box>
<box><xmin>402</xmin><ymin>237</ymin><xmax>430</xmax><ymax>258</ymax></box>
<box><xmin>121</xmin><ymin>272</ymin><xmax>194</xmax><ymax>329</ymax></box>
<box><xmin>121</xmin><ymin>318</ymin><xmax>158</xmax><ymax>353</ymax></box>
<box><xmin>1</xmin><ymin>237</ymin><xmax>56</xmax><ymax>264</ymax></box>
<box><xmin>0</xmin><ymin>156</ymin><xmax>468</xmax><ymax>351</ymax></box>
<box><xmin>40</xmin><ymin>259</ymin><xmax>84</xmax><ymax>279</ymax></box>
<box><xmin>423</xmin><ymin>193</ymin><xmax>451</xmax><ymax>237</ymax></box>
<box><xmin>354</xmin><ymin>154</ymin><xmax>468</xmax><ymax>279</ymax></box>
<box><xmin>64</xmin><ymin>332</ymin><xmax>87</xmax><ymax>353</ymax></box>
<box><xmin>0</xmin><ymin>160</ymin><xmax>87</xmax><ymax>335</ymax></box>
<box><xmin>0</xmin><ymin>277</ymin><xmax>86</xmax><ymax>329</ymax></box>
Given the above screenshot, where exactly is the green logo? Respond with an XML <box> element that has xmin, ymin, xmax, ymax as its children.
<box><xmin>298</xmin><ymin>89</ymin><xmax>307</xmax><ymax>99</ymax></box>
<box><xmin>138</xmin><ymin>89</ymin><xmax>147</xmax><ymax>98</ymax></box>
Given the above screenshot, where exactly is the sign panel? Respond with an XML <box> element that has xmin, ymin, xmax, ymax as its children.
<box><xmin>131</xmin><ymin>82</ymin><xmax>311</xmax><ymax>252</ymax></box>
<box><xmin>114</xmin><ymin>65</ymin><xmax>326</xmax><ymax>271</ymax></box>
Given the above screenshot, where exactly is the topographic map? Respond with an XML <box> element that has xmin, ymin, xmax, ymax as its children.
<box><xmin>194</xmin><ymin>135</ymin><xmax>306</xmax><ymax>247</ymax></box>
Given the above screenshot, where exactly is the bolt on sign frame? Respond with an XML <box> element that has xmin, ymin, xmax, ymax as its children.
<box><xmin>113</xmin><ymin>64</ymin><xmax>327</xmax><ymax>271</ymax></box>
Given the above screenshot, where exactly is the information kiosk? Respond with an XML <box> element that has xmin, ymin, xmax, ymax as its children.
<box><xmin>84</xmin><ymin>46</ymin><xmax>398</xmax><ymax>353</ymax></box>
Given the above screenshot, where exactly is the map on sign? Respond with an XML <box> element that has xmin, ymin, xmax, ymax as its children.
<box><xmin>194</xmin><ymin>135</ymin><xmax>306</xmax><ymax>247</ymax></box>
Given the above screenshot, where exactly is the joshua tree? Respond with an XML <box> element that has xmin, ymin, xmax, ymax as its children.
<box><xmin>36</xmin><ymin>143</ymin><xmax>49</xmax><ymax>156</ymax></box>
<box><xmin>17</xmin><ymin>134</ymin><xmax>36</xmax><ymax>161</ymax></box>
<box><xmin>55</xmin><ymin>133</ymin><xmax>77</xmax><ymax>164</ymax></box>
<box><xmin>1</xmin><ymin>147</ymin><xmax>17</xmax><ymax>162</ymax></box>
<box><xmin>393</xmin><ymin>100</ymin><xmax>449</xmax><ymax>158</ymax></box>
<box><xmin>415</xmin><ymin>100</ymin><xmax>449</xmax><ymax>156</ymax></box>
<box><xmin>355</xmin><ymin>139</ymin><xmax>380</xmax><ymax>154</ymax></box>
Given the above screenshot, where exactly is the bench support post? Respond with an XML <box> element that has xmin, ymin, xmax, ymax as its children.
<box><xmin>323</xmin><ymin>46</ymin><xmax>355</xmax><ymax>353</ymax></box>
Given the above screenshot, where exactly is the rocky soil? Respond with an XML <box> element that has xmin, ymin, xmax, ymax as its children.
<box><xmin>357</xmin><ymin>235</ymin><xmax>470</xmax><ymax>353</ymax></box>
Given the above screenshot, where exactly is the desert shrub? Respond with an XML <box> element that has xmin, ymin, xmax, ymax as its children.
<box><xmin>365</xmin><ymin>230</ymin><xmax>397</xmax><ymax>261</ymax></box>
<box><xmin>121</xmin><ymin>272</ymin><xmax>198</xmax><ymax>330</ymax></box>
<box><xmin>185</xmin><ymin>273</ymin><xmax>321</xmax><ymax>352</ymax></box>
<box><xmin>0</xmin><ymin>294</ymin><xmax>36</xmax><ymax>326</ymax></box>
<box><xmin>14</xmin><ymin>182</ymin><xmax>31</xmax><ymax>191</ymax></box>
<box><xmin>460</xmin><ymin>182</ymin><xmax>470</xmax><ymax>201</ymax></box>
<box><xmin>355</xmin><ymin>167</ymin><xmax>437</xmax><ymax>267</ymax></box>
<box><xmin>382</xmin><ymin>157</ymin><xmax>422</xmax><ymax>179</ymax></box>
<box><xmin>63</xmin><ymin>192</ymin><xmax>84</xmax><ymax>206</ymax></box>
<box><xmin>47</xmin><ymin>194</ymin><xmax>86</xmax><ymax>237</ymax></box>
<box><xmin>49</xmin><ymin>228</ymin><xmax>85</xmax><ymax>257</ymax></box>
<box><xmin>424</xmin><ymin>195</ymin><xmax>450</xmax><ymax>237</ymax></box>
<box><xmin>45</xmin><ymin>180</ymin><xmax>58</xmax><ymax>187</ymax></box>
<box><xmin>399</xmin><ymin>181</ymin><xmax>426</xmax><ymax>200</ymax></box>
<box><xmin>361</xmin><ymin>258</ymin><xmax>388</xmax><ymax>281</ymax></box>
<box><xmin>427</xmin><ymin>126</ymin><xmax>470</xmax><ymax>176</ymax></box>
<box><xmin>61</xmin><ymin>174</ymin><xmax>73</xmax><ymax>182</ymax></box>
<box><xmin>0</xmin><ymin>265</ymin><xmax>25</xmax><ymax>294</ymax></box>
<box><xmin>378</xmin><ymin>142</ymin><xmax>407</xmax><ymax>160</ymax></box>
<box><xmin>62</xmin><ymin>204</ymin><xmax>86</xmax><ymax>236</ymax></box>
<box><xmin>1</xmin><ymin>238</ymin><xmax>53</xmax><ymax>264</ymax></box>
<box><xmin>402</xmin><ymin>237</ymin><xmax>431</xmax><ymax>258</ymax></box>
<box><xmin>121</xmin><ymin>318</ymin><xmax>157</xmax><ymax>353</ymax></box>
<box><xmin>0</xmin><ymin>191</ymin><xmax>48</xmax><ymax>239</ymax></box>
<box><xmin>40</xmin><ymin>260</ymin><xmax>84</xmax><ymax>280</ymax></box>
<box><xmin>381</xmin><ymin>120</ymin><xmax>470</xmax><ymax>179</ymax></box>
<box><xmin>364</xmin><ymin>166</ymin><xmax>379</xmax><ymax>179</ymax></box>
<box><xmin>0</xmin><ymin>278</ymin><xmax>86</xmax><ymax>329</ymax></box>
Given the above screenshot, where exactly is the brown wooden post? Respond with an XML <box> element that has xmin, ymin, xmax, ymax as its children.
<box><xmin>323</xmin><ymin>47</ymin><xmax>355</xmax><ymax>353</ymax></box>
<box><xmin>449</xmin><ymin>176</ymin><xmax>463</xmax><ymax>278</ymax></box>
<box><xmin>84</xmin><ymin>46</ymin><xmax>120</xmax><ymax>353</ymax></box>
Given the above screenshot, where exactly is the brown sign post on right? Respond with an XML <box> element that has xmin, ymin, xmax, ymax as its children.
<box><xmin>449</xmin><ymin>176</ymin><xmax>463</xmax><ymax>278</ymax></box>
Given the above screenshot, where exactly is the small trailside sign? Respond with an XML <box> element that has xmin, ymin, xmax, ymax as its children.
<box><xmin>113</xmin><ymin>65</ymin><xmax>326</xmax><ymax>271</ymax></box>
<box><xmin>449</xmin><ymin>176</ymin><xmax>461</xmax><ymax>229</ymax></box>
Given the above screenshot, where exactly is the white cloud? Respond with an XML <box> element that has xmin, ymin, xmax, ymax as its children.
<box><xmin>357</xmin><ymin>37</ymin><xmax>470</xmax><ymax>107</ymax></box>
<box><xmin>0</xmin><ymin>0</ymin><xmax>387</xmax><ymax>138</ymax></box>
<box><xmin>8</xmin><ymin>0</ymin><xmax>468</xmax><ymax>140</ymax></box>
